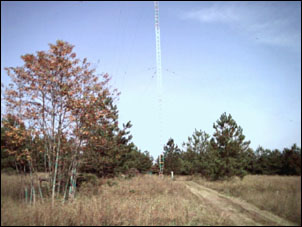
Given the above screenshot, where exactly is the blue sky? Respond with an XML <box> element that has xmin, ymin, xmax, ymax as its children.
<box><xmin>1</xmin><ymin>1</ymin><xmax>301</xmax><ymax>159</ymax></box>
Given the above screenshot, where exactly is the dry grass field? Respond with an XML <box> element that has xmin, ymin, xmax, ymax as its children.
<box><xmin>1</xmin><ymin>173</ymin><xmax>300</xmax><ymax>226</ymax></box>
<box><xmin>190</xmin><ymin>174</ymin><xmax>301</xmax><ymax>225</ymax></box>
<box><xmin>1</xmin><ymin>173</ymin><xmax>232</xmax><ymax>226</ymax></box>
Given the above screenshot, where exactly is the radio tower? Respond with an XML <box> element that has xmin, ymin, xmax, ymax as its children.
<box><xmin>154</xmin><ymin>1</ymin><xmax>164</xmax><ymax>176</ymax></box>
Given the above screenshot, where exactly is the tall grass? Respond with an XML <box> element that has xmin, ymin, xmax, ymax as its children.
<box><xmin>1</xmin><ymin>173</ymin><xmax>231</xmax><ymax>226</ymax></box>
<box><xmin>3</xmin><ymin>173</ymin><xmax>299</xmax><ymax>225</ymax></box>
<box><xmin>191</xmin><ymin>174</ymin><xmax>301</xmax><ymax>225</ymax></box>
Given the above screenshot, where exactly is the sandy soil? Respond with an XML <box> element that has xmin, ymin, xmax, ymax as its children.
<box><xmin>180</xmin><ymin>181</ymin><xmax>297</xmax><ymax>226</ymax></box>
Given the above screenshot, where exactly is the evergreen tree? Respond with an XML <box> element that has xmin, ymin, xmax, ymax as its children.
<box><xmin>253</xmin><ymin>145</ymin><xmax>301</xmax><ymax>175</ymax></box>
<box><xmin>1</xmin><ymin>114</ymin><xmax>31</xmax><ymax>172</ymax></box>
<box><xmin>121</xmin><ymin>146</ymin><xmax>153</xmax><ymax>173</ymax></box>
<box><xmin>242</xmin><ymin>147</ymin><xmax>256</xmax><ymax>174</ymax></box>
<box><xmin>269</xmin><ymin>149</ymin><xmax>283</xmax><ymax>175</ymax></box>
<box><xmin>182</xmin><ymin>129</ymin><xmax>211</xmax><ymax>176</ymax></box>
<box><xmin>281</xmin><ymin>144</ymin><xmax>301</xmax><ymax>175</ymax></box>
<box><xmin>80</xmin><ymin>103</ymin><xmax>134</xmax><ymax>177</ymax></box>
<box><xmin>163</xmin><ymin>138</ymin><xmax>182</xmax><ymax>174</ymax></box>
<box><xmin>210</xmin><ymin>112</ymin><xmax>250</xmax><ymax>179</ymax></box>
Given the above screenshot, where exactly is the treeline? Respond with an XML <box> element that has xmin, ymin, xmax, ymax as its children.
<box><xmin>161</xmin><ymin>113</ymin><xmax>301</xmax><ymax>180</ymax></box>
<box><xmin>1</xmin><ymin>114</ymin><xmax>153</xmax><ymax>177</ymax></box>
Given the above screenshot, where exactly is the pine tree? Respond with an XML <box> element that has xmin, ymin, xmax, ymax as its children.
<box><xmin>282</xmin><ymin>144</ymin><xmax>301</xmax><ymax>175</ymax></box>
<box><xmin>163</xmin><ymin>138</ymin><xmax>182</xmax><ymax>174</ymax></box>
<box><xmin>121</xmin><ymin>147</ymin><xmax>153</xmax><ymax>174</ymax></box>
<box><xmin>1</xmin><ymin>114</ymin><xmax>32</xmax><ymax>173</ymax></box>
<box><xmin>210</xmin><ymin>112</ymin><xmax>250</xmax><ymax>180</ymax></box>
<box><xmin>182</xmin><ymin>129</ymin><xmax>211</xmax><ymax>176</ymax></box>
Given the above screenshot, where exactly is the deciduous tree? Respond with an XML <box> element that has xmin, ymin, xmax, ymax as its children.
<box><xmin>4</xmin><ymin>40</ymin><xmax>119</xmax><ymax>204</ymax></box>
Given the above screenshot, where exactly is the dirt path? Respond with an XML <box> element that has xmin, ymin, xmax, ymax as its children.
<box><xmin>180</xmin><ymin>181</ymin><xmax>296</xmax><ymax>226</ymax></box>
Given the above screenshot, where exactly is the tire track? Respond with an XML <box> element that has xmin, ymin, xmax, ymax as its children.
<box><xmin>181</xmin><ymin>181</ymin><xmax>297</xmax><ymax>226</ymax></box>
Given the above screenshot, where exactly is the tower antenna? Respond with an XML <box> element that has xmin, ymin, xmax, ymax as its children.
<box><xmin>154</xmin><ymin>1</ymin><xmax>164</xmax><ymax>176</ymax></box>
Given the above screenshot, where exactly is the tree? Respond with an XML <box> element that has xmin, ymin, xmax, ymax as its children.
<box><xmin>242</xmin><ymin>147</ymin><xmax>257</xmax><ymax>174</ymax></box>
<box><xmin>281</xmin><ymin>144</ymin><xmax>301</xmax><ymax>175</ymax></box>
<box><xmin>163</xmin><ymin>138</ymin><xmax>182</xmax><ymax>174</ymax></box>
<box><xmin>210</xmin><ymin>112</ymin><xmax>251</xmax><ymax>180</ymax></box>
<box><xmin>253</xmin><ymin>146</ymin><xmax>270</xmax><ymax>174</ymax></box>
<box><xmin>79</xmin><ymin>116</ymin><xmax>137</xmax><ymax>177</ymax></box>
<box><xmin>4</xmin><ymin>40</ymin><xmax>119</xmax><ymax>204</ymax></box>
<box><xmin>120</xmin><ymin>147</ymin><xmax>153</xmax><ymax>174</ymax></box>
<box><xmin>1</xmin><ymin>114</ymin><xmax>32</xmax><ymax>173</ymax></box>
<box><xmin>182</xmin><ymin>129</ymin><xmax>211</xmax><ymax>176</ymax></box>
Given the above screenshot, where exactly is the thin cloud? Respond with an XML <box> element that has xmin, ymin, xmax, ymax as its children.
<box><xmin>180</xmin><ymin>2</ymin><xmax>301</xmax><ymax>51</ymax></box>
<box><xmin>183</xmin><ymin>4</ymin><xmax>239</xmax><ymax>23</ymax></box>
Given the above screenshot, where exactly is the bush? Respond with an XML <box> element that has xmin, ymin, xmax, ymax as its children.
<box><xmin>77</xmin><ymin>173</ymin><xmax>99</xmax><ymax>187</ymax></box>
<box><xmin>126</xmin><ymin>168</ymin><xmax>139</xmax><ymax>178</ymax></box>
<box><xmin>1</xmin><ymin>167</ymin><xmax>17</xmax><ymax>175</ymax></box>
